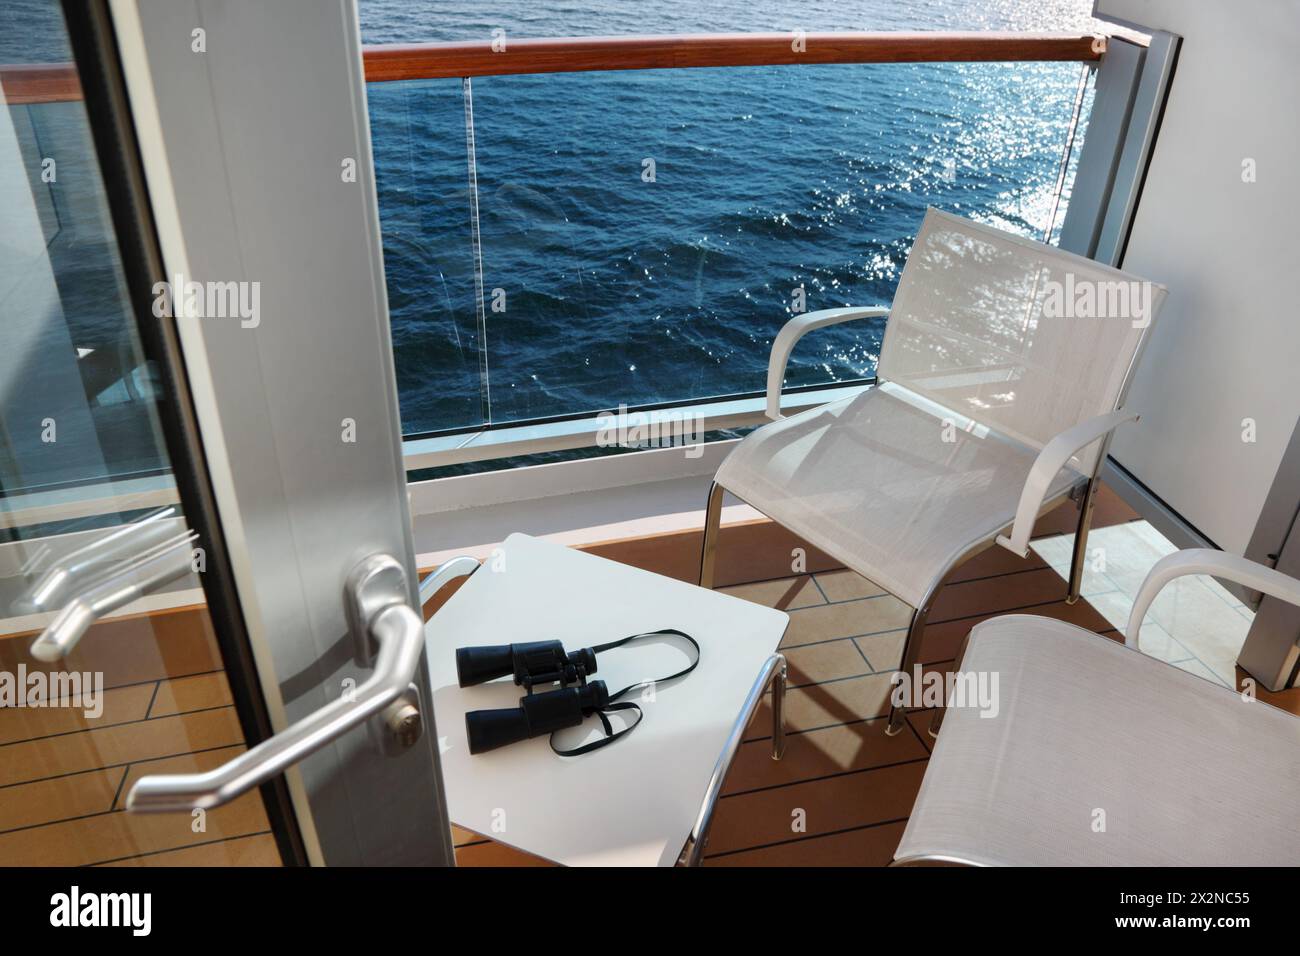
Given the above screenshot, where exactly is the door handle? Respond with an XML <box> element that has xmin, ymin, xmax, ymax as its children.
<box><xmin>126</xmin><ymin>552</ymin><xmax>477</xmax><ymax>813</ymax></box>
<box><xmin>29</xmin><ymin>530</ymin><xmax>199</xmax><ymax>662</ymax></box>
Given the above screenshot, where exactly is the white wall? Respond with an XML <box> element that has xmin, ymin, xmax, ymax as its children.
<box><xmin>1098</xmin><ymin>0</ymin><xmax>1300</xmax><ymax>554</ymax></box>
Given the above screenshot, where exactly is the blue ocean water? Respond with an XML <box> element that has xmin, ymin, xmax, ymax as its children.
<box><xmin>359</xmin><ymin>0</ymin><xmax>1107</xmax><ymax>435</ymax></box>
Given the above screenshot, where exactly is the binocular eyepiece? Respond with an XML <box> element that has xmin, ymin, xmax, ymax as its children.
<box><xmin>466</xmin><ymin>680</ymin><xmax>609</xmax><ymax>754</ymax></box>
<box><xmin>456</xmin><ymin>639</ymin><xmax>596</xmax><ymax>689</ymax></box>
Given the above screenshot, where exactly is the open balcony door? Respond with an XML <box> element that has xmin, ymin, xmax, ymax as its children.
<box><xmin>107</xmin><ymin>0</ymin><xmax>454</xmax><ymax>863</ymax></box>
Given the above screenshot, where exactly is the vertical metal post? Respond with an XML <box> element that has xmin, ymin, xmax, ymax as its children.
<box><xmin>1066</xmin><ymin>476</ymin><xmax>1100</xmax><ymax>604</ymax></box>
<box><xmin>463</xmin><ymin>76</ymin><xmax>491</xmax><ymax>424</ymax></box>
<box><xmin>1044</xmin><ymin>62</ymin><xmax>1091</xmax><ymax>242</ymax></box>
<box><xmin>770</xmin><ymin>657</ymin><xmax>787</xmax><ymax>759</ymax></box>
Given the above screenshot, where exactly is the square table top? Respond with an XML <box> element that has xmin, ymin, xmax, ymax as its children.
<box><xmin>425</xmin><ymin>533</ymin><xmax>789</xmax><ymax>866</ymax></box>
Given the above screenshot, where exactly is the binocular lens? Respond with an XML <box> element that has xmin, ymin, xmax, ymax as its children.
<box><xmin>455</xmin><ymin>644</ymin><xmax>514</xmax><ymax>687</ymax></box>
<box><xmin>465</xmin><ymin>681</ymin><xmax>610</xmax><ymax>754</ymax></box>
<box><xmin>465</xmin><ymin>706</ymin><xmax>532</xmax><ymax>754</ymax></box>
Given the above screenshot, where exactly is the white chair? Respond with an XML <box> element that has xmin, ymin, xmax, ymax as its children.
<box><xmin>896</xmin><ymin>549</ymin><xmax>1300</xmax><ymax>866</ymax></box>
<box><xmin>700</xmin><ymin>208</ymin><xmax>1167</xmax><ymax>735</ymax></box>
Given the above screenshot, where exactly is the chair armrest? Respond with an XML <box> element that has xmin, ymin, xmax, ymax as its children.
<box><xmin>1126</xmin><ymin>549</ymin><xmax>1300</xmax><ymax>650</ymax></box>
<box><xmin>995</xmin><ymin>409</ymin><xmax>1140</xmax><ymax>558</ymax></box>
<box><xmin>766</xmin><ymin>307</ymin><xmax>889</xmax><ymax>421</ymax></box>
<box><xmin>418</xmin><ymin>555</ymin><xmax>480</xmax><ymax>607</ymax></box>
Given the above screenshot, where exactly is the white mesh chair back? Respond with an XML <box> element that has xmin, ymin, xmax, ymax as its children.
<box><xmin>879</xmin><ymin>210</ymin><xmax>1167</xmax><ymax>473</ymax></box>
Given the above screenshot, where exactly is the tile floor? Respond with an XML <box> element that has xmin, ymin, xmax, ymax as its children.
<box><xmin>1032</xmin><ymin>519</ymin><xmax>1254</xmax><ymax>686</ymax></box>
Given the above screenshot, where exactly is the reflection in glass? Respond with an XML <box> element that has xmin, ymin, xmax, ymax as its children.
<box><xmin>2</xmin><ymin>37</ymin><xmax>170</xmax><ymax>518</ymax></box>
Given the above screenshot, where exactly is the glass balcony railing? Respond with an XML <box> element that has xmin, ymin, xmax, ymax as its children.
<box><xmin>364</xmin><ymin>33</ymin><xmax>1099</xmax><ymax>440</ymax></box>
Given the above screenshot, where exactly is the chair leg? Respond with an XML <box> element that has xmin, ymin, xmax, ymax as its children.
<box><xmin>886</xmin><ymin>603</ymin><xmax>931</xmax><ymax>736</ymax></box>
<box><xmin>1066</xmin><ymin>477</ymin><xmax>1099</xmax><ymax>605</ymax></box>
<box><xmin>699</xmin><ymin>481</ymin><xmax>725</xmax><ymax>589</ymax></box>
<box><xmin>770</xmin><ymin>656</ymin><xmax>787</xmax><ymax>760</ymax></box>
<box><xmin>927</xmin><ymin>631</ymin><xmax>972</xmax><ymax>739</ymax></box>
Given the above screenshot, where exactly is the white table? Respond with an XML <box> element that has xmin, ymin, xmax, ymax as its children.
<box><xmin>425</xmin><ymin>533</ymin><xmax>789</xmax><ymax>866</ymax></box>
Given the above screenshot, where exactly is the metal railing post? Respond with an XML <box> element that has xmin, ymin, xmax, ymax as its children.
<box><xmin>462</xmin><ymin>75</ymin><xmax>491</xmax><ymax>425</ymax></box>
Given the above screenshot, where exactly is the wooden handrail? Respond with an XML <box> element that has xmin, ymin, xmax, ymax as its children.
<box><xmin>0</xmin><ymin>63</ymin><xmax>82</xmax><ymax>104</ymax></box>
<box><xmin>365</xmin><ymin>32</ymin><xmax>1104</xmax><ymax>82</ymax></box>
<box><xmin>2</xmin><ymin>31</ymin><xmax>1103</xmax><ymax>104</ymax></box>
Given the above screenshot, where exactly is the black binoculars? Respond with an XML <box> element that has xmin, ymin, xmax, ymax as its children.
<box><xmin>456</xmin><ymin>639</ymin><xmax>597</xmax><ymax>690</ymax></box>
<box><xmin>466</xmin><ymin>680</ymin><xmax>609</xmax><ymax>755</ymax></box>
<box><xmin>458</xmin><ymin>640</ymin><xmax>604</xmax><ymax>754</ymax></box>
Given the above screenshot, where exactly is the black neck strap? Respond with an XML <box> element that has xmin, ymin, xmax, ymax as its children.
<box><xmin>550</xmin><ymin>629</ymin><xmax>701</xmax><ymax>757</ymax></box>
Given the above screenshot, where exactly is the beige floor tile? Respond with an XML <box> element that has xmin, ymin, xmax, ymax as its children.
<box><xmin>0</xmin><ymin>767</ymin><xmax>123</xmax><ymax>832</ymax></box>
<box><xmin>723</xmin><ymin>716</ymin><xmax>926</xmax><ymax>795</ymax></box>
<box><xmin>1030</xmin><ymin>534</ymin><xmax>1121</xmax><ymax>599</ymax></box>
<box><xmin>1087</xmin><ymin>591</ymin><xmax>1191</xmax><ymax>663</ymax></box>
<box><xmin>0</xmin><ymin>784</ymin><xmax>267</xmax><ymax>866</ymax></box>
<box><xmin>1171</xmin><ymin>656</ymin><xmax>1232</xmax><ymax>688</ymax></box>
<box><xmin>780</xmin><ymin>595</ymin><xmax>912</xmax><ymax>648</ymax></box>
<box><xmin>1145</xmin><ymin>577</ymin><xmax>1251</xmax><ymax>663</ymax></box>
<box><xmin>1036</xmin><ymin>521</ymin><xmax>1251</xmax><ymax>685</ymax></box>
<box><xmin>718</xmin><ymin>574</ymin><xmax>824</xmax><ymax>609</ymax></box>
<box><xmin>813</xmin><ymin>570</ymin><xmax>886</xmax><ymax>603</ymax></box>
<box><xmin>114</xmin><ymin>743</ymin><xmax>250</xmax><ymax>807</ymax></box>
<box><xmin>0</xmin><ymin>682</ymin><xmax>155</xmax><ymax>747</ymax></box>
<box><xmin>754</xmin><ymin>672</ymin><xmax>897</xmax><ymax>731</ymax></box>
<box><xmin>854</xmin><ymin>629</ymin><xmax>906</xmax><ymax>672</ymax></box>
<box><xmin>1193</xmin><ymin>650</ymin><xmax>1242</xmax><ymax>688</ymax></box>
<box><xmin>149</xmin><ymin>672</ymin><xmax>233</xmax><ymax>717</ymax></box>
<box><xmin>782</xmin><ymin>639</ymin><xmax>870</xmax><ymax>687</ymax></box>
<box><xmin>0</xmin><ymin>708</ymin><xmax>245</xmax><ymax>787</ymax></box>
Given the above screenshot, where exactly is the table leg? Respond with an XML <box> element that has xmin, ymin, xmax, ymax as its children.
<box><xmin>684</xmin><ymin>652</ymin><xmax>788</xmax><ymax>866</ymax></box>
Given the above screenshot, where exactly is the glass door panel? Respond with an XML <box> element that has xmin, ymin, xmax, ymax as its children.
<box><xmin>0</xmin><ymin>1</ymin><xmax>281</xmax><ymax>867</ymax></box>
